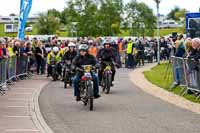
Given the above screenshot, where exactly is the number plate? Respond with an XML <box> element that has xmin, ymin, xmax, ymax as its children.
<box><xmin>84</xmin><ymin>73</ymin><xmax>92</xmax><ymax>78</ymax></box>
<box><xmin>105</xmin><ymin>66</ymin><xmax>111</xmax><ymax>71</ymax></box>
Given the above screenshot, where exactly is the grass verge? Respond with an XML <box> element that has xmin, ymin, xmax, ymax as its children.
<box><xmin>143</xmin><ymin>63</ymin><xmax>200</xmax><ymax>103</ymax></box>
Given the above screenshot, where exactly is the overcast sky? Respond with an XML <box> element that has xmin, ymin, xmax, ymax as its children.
<box><xmin>0</xmin><ymin>0</ymin><xmax>199</xmax><ymax>16</ymax></box>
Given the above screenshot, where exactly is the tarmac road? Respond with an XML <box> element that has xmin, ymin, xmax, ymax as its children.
<box><xmin>39</xmin><ymin>69</ymin><xmax>200</xmax><ymax>133</ymax></box>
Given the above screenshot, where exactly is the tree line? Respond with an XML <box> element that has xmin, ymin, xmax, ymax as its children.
<box><xmin>35</xmin><ymin>0</ymin><xmax>157</xmax><ymax>37</ymax></box>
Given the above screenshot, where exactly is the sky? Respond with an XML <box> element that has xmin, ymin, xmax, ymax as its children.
<box><xmin>0</xmin><ymin>0</ymin><xmax>199</xmax><ymax>16</ymax></box>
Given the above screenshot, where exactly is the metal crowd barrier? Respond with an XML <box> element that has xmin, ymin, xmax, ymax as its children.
<box><xmin>0</xmin><ymin>59</ymin><xmax>7</xmax><ymax>94</ymax></box>
<box><xmin>171</xmin><ymin>56</ymin><xmax>200</xmax><ymax>98</ymax></box>
<box><xmin>7</xmin><ymin>57</ymin><xmax>17</xmax><ymax>80</ymax></box>
<box><xmin>183</xmin><ymin>59</ymin><xmax>200</xmax><ymax>97</ymax></box>
<box><xmin>0</xmin><ymin>56</ymin><xmax>29</xmax><ymax>95</ymax></box>
<box><xmin>171</xmin><ymin>56</ymin><xmax>187</xmax><ymax>87</ymax></box>
<box><xmin>16</xmin><ymin>56</ymin><xmax>29</xmax><ymax>78</ymax></box>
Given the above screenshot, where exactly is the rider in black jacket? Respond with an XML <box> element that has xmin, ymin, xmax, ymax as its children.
<box><xmin>97</xmin><ymin>40</ymin><xmax>117</xmax><ymax>86</ymax></box>
<box><xmin>73</xmin><ymin>44</ymin><xmax>100</xmax><ymax>101</ymax></box>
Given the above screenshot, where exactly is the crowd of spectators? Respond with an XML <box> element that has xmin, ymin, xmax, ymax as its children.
<box><xmin>0</xmin><ymin>35</ymin><xmax>199</xmax><ymax>74</ymax></box>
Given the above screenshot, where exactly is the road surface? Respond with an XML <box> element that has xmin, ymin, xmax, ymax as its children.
<box><xmin>39</xmin><ymin>69</ymin><xmax>200</xmax><ymax>133</ymax></box>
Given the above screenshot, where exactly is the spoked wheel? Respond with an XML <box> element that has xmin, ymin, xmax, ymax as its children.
<box><xmin>83</xmin><ymin>99</ymin><xmax>88</xmax><ymax>106</ymax></box>
<box><xmin>102</xmin><ymin>80</ymin><xmax>106</xmax><ymax>92</ymax></box>
<box><xmin>87</xmin><ymin>83</ymin><xmax>94</xmax><ymax>111</ymax></box>
<box><xmin>89</xmin><ymin>97</ymin><xmax>93</xmax><ymax>111</ymax></box>
<box><xmin>105</xmin><ymin>73</ymin><xmax>112</xmax><ymax>94</ymax></box>
<box><xmin>53</xmin><ymin>74</ymin><xmax>57</xmax><ymax>81</ymax></box>
<box><xmin>64</xmin><ymin>72</ymin><xmax>69</xmax><ymax>89</ymax></box>
<box><xmin>64</xmin><ymin>82</ymin><xmax>67</xmax><ymax>89</ymax></box>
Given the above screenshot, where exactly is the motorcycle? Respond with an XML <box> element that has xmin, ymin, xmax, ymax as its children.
<box><xmin>144</xmin><ymin>47</ymin><xmax>154</xmax><ymax>63</ymax></box>
<box><xmin>62</xmin><ymin>60</ymin><xmax>73</xmax><ymax>89</ymax></box>
<box><xmin>79</xmin><ymin>65</ymin><xmax>95</xmax><ymax>111</ymax></box>
<box><xmin>51</xmin><ymin>60</ymin><xmax>59</xmax><ymax>81</ymax></box>
<box><xmin>101</xmin><ymin>61</ymin><xmax>112</xmax><ymax>94</ymax></box>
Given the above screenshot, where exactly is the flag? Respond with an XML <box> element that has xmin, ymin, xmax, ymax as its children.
<box><xmin>18</xmin><ymin>0</ymin><xmax>32</xmax><ymax>40</ymax></box>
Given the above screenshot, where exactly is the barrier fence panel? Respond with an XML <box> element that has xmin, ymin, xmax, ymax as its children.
<box><xmin>184</xmin><ymin>59</ymin><xmax>200</xmax><ymax>93</ymax></box>
<box><xmin>171</xmin><ymin>56</ymin><xmax>200</xmax><ymax>98</ymax></box>
<box><xmin>16</xmin><ymin>56</ymin><xmax>29</xmax><ymax>77</ymax></box>
<box><xmin>171</xmin><ymin>56</ymin><xmax>187</xmax><ymax>87</ymax></box>
<box><xmin>0</xmin><ymin>56</ymin><xmax>34</xmax><ymax>95</ymax></box>
<box><xmin>7</xmin><ymin>57</ymin><xmax>17</xmax><ymax>81</ymax></box>
<box><xmin>0</xmin><ymin>59</ymin><xmax>7</xmax><ymax>88</ymax></box>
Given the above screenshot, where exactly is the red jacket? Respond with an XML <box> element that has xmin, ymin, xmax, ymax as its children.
<box><xmin>0</xmin><ymin>48</ymin><xmax>3</xmax><ymax>58</ymax></box>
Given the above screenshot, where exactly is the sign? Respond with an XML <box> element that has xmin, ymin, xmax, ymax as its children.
<box><xmin>18</xmin><ymin>0</ymin><xmax>32</xmax><ymax>40</ymax></box>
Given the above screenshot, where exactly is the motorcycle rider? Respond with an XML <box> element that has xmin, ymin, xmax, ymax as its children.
<box><xmin>62</xmin><ymin>42</ymin><xmax>77</xmax><ymax>81</ymax></box>
<box><xmin>63</xmin><ymin>42</ymin><xmax>77</xmax><ymax>62</ymax></box>
<box><xmin>47</xmin><ymin>47</ymin><xmax>62</xmax><ymax>78</ymax></box>
<box><xmin>97</xmin><ymin>40</ymin><xmax>117</xmax><ymax>86</ymax></box>
<box><xmin>73</xmin><ymin>44</ymin><xmax>100</xmax><ymax>101</ymax></box>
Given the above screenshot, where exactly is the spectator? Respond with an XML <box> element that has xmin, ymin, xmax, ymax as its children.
<box><xmin>0</xmin><ymin>41</ymin><xmax>3</xmax><ymax>59</ymax></box>
<box><xmin>191</xmin><ymin>38</ymin><xmax>200</xmax><ymax>61</ymax></box>
<box><xmin>35</xmin><ymin>41</ymin><xmax>46</xmax><ymax>75</ymax></box>
<box><xmin>185</xmin><ymin>38</ymin><xmax>194</xmax><ymax>58</ymax></box>
<box><xmin>13</xmin><ymin>41</ymin><xmax>20</xmax><ymax>56</ymax></box>
<box><xmin>25</xmin><ymin>42</ymin><xmax>34</xmax><ymax>72</ymax></box>
<box><xmin>2</xmin><ymin>42</ymin><xmax>9</xmax><ymax>59</ymax></box>
<box><xmin>7</xmin><ymin>41</ymin><xmax>15</xmax><ymax>57</ymax></box>
<box><xmin>136</xmin><ymin>40</ymin><xmax>145</xmax><ymax>66</ymax></box>
<box><xmin>19</xmin><ymin>41</ymin><xmax>27</xmax><ymax>57</ymax></box>
<box><xmin>88</xmin><ymin>40</ymin><xmax>98</xmax><ymax>57</ymax></box>
<box><xmin>126</xmin><ymin>38</ymin><xmax>134</xmax><ymax>68</ymax></box>
<box><xmin>175</xmin><ymin>35</ymin><xmax>185</xmax><ymax>58</ymax></box>
<box><xmin>152</xmin><ymin>38</ymin><xmax>158</xmax><ymax>61</ymax></box>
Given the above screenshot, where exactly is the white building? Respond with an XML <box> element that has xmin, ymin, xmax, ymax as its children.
<box><xmin>0</xmin><ymin>15</ymin><xmax>38</xmax><ymax>23</ymax></box>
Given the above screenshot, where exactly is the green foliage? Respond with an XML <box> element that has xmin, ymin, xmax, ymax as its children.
<box><xmin>35</xmin><ymin>13</ymin><xmax>60</xmax><ymax>35</ymax></box>
<box><xmin>47</xmin><ymin>9</ymin><xmax>61</xmax><ymax>18</ymax></box>
<box><xmin>167</xmin><ymin>6</ymin><xmax>180</xmax><ymax>20</ymax></box>
<box><xmin>155</xmin><ymin>28</ymin><xmax>184</xmax><ymax>37</ymax></box>
<box><xmin>60</xmin><ymin>0</ymin><xmax>123</xmax><ymax>36</ymax></box>
<box><xmin>144</xmin><ymin>63</ymin><xmax>200</xmax><ymax>103</ymax></box>
<box><xmin>125</xmin><ymin>1</ymin><xmax>156</xmax><ymax>37</ymax></box>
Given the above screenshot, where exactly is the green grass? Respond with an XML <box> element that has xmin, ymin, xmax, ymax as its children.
<box><xmin>155</xmin><ymin>28</ymin><xmax>184</xmax><ymax>37</ymax></box>
<box><xmin>0</xmin><ymin>23</ymin><xmax>69</xmax><ymax>37</ymax></box>
<box><xmin>144</xmin><ymin>63</ymin><xmax>200</xmax><ymax>103</ymax></box>
<box><xmin>0</xmin><ymin>23</ymin><xmax>185</xmax><ymax>37</ymax></box>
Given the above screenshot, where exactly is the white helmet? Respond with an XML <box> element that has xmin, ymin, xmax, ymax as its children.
<box><xmin>53</xmin><ymin>47</ymin><xmax>59</xmax><ymax>52</ymax></box>
<box><xmin>68</xmin><ymin>42</ymin><xmax>76</xmax><ymax>47</ymax></box>
<box><xmin>88</xmin><ymin>40</ymin><xmax>94</xmax><ymax>44</ymax></box>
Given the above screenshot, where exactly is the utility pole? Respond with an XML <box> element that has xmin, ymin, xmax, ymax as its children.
<box><xmin>154</xmin><ymin>0</ymin><xmax>161</xmax><ymax>64</ymax></box>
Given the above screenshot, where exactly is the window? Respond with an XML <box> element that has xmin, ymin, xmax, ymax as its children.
<box><xmin>1</xmin><ymin>17</ymin><xmax>11</xmax><ymax>21</ymax></box>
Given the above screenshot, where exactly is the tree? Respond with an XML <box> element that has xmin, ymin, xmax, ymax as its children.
<box><xmin>35</xmin><ymin>13</ymin><xmax>60</xmax><ymax>35</ymax></box>
<box><xmin>61</xmin><ymin>0</ymin><xmax>123</xmax><ymax>36</ymax></box>
<box><xmin>175</xmin><ymin>9</ymin><xmax>187</xmax><ymax>33</ymax></box>
<box><xmin>125</xmin><ymin>1</ymin><xmax>156</xmax><ymax>36</ymax></box>
<box><xmin>167</xmin><ymin>7</ymin><xmax>180</xmax><ymax>20</ymax></box>
<box><xmin>175</xmin><ymin>9</ymin><xmax>187</xmax><ymax>21</ymax></box>
<box><xmin>98</xmin><ymin>0</ymin><xmax>123</xmax><ymax>36</ymax></box>
<box><xmin>47</xmin><ymin>9</ymin><xmax>61</xmax><ymax>18</ymax></box>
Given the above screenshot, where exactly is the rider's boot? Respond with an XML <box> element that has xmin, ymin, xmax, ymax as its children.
<box><xmin>76</xmin><ymin>96</ymin><xmax>81</xmax><ymax>101</ymax></box>
<box><xmin>94</xmin><ymin>94</ymin><xmax>101</xmax><ymax>99</ymax></box>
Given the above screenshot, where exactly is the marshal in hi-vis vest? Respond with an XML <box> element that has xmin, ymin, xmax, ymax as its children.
<box><xmin>126</xmin><ymin>42</ymin><xmax>133</xmax><ymax>54</ymax></box>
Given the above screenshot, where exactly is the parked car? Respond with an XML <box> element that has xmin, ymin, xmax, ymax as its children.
<box><xmin>159</xmin><ymin>20</ymin><xmax>182</xmax><ymax>29</ymax></box>
<box><xmin>25</xmin><ymin>26</ymin><xmax>33</xmax><ymax>32</ymax></box>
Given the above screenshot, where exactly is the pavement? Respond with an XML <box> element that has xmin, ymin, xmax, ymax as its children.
<box><xmin>0</xmin><ymin>76</ymin><xmax>49</xmax><ymax>133</ymax></box>
<box><xmin>39</xmin><ymin>68</ymin><xmax>200</xmax><ymax>133</ymax></box>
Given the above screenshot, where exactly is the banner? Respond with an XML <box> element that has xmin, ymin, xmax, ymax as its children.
<box><xmin>18</xmin><ymin>0</ymin><xmax>32</xmax><ymax>40</ymax></box>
